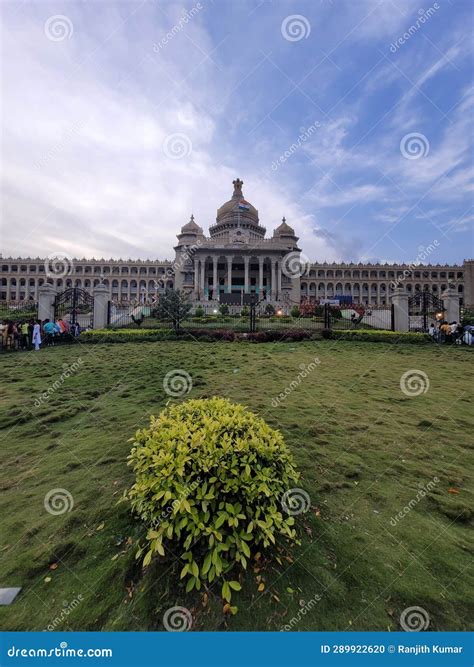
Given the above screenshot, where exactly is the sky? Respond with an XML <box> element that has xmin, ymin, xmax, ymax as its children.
<box><xmin>1</xmin><ymin>0</ymin><xmax>473</xmax><ymax>265</ymax></box>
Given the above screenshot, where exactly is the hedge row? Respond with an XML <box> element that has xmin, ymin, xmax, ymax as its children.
<box><xmin>326</xmin><ymin>329</ymin><xmax>432</xmax><ymax>344</ymax></box>
<box><xmin>81</xmin><ymin>328</ymin><xmax>431</xmax><ymax>344</ymax></box>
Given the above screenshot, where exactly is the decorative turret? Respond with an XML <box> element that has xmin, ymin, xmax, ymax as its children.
<box><xmin>176</xmin><ymin>214</ymin><xmax>204</xmax><ymax>246</ymax></box>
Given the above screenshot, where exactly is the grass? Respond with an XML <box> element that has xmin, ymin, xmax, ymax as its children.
<box><xmin>0</xmin><ymin>339</ymin><xmax>473</xmax><ymax>632</ymax></box>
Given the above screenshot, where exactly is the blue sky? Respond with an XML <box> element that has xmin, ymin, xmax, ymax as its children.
<box><xmin>1</xmin><ymin>0</ymin><xmax>473</xmax><ymax>264</ymax></box>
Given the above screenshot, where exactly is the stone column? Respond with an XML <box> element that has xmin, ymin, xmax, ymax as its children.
<box><xmin>226</xmin><ymin>256</ymin><xmax>233</xmax><ymax>293</ymax></box>
<box><xmin>213</xmin><ymin>256</ymin><xmax>218</xmax><ymax>298</ymax></box>
<box><xmin>194</xmin><ymin>258</ymin><xmax>199</xmax><ymax>299</ymax></box>
<box><xmin>38</xmin><ymin>284</ymin><xmax>57</xmax><ymax>322</ymax></box>
<box><xmin>93</xmin><ymin>284</ymin><xmax>109</xmax><ymax>330</ymax></box>
<box><xmin>270</xmin><ymin>259</ymin><xmax>276</xmax><ymax>300</ymax></box>
<box><xmin>259</xmin><ymin>258</ymin><xmax>264</xmax><ymax>297</ymax></box>
<box><xmin>277</xmin><ymin>261</ymin><xmax>282</xmax><ymax>299</ymax></box>
<box><xmin>390</xmin><ymin>287</ymin><xmax>409</xmax><ymax>332</ymax></box>
<box><xmin>200</xmin><ymin>259</ymin><xmax>206</xmax><ymax>300</ymax></box>
<box><xmin>244</xmin><ymin>257</ymin><xmax>250</xmax><ymax>294</ymax></box>
<box><xmin>441</xmin><ymin>287</ymin><xmax>460</xmax><ymax>323</ymax></box>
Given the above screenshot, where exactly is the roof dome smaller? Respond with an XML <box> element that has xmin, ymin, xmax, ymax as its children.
<box><xmin>274</xmin><ymin>217</ymin><xmax>295</xmax><ymax>237</ymax></box>
<box><xmin>180</xmin><ymin>214</ymin><xmax>203</xmax><ymax>235</ymax></box>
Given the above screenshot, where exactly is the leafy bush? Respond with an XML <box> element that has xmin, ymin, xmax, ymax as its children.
<box><xmin>126</xmin><ymin>397</ymin><xmax>300</xmax><ymax>606</ymax></box>
<box><xmin>331</xmin><ymin>329</ymin><xmax>431</xmax><ymax>344</ymax></box>
<box><xmin>219</xmin><ymin>304</ymin><xmax>229</xmax><ymax>316</ymax></box>
<box><xmin>81</xmin><ymin>329</ymin><xmax>174</xmax><ymax>343</ymax></box>
<box><xmin>264</xmin><ymin>304</ymin><xmax>275</xmax><ymax>316</ymax></box>
<box><xmin>194</xmin><ymin>305</ymin><xmax>204</xmax><ymax>318</ymax></box>
<box><xmin>461</xmin><ymin>309</ymin><xmax>474</xmax><ymax>326</ymax></box>
<box><xmin>290</xmin><ymin>306</ymin><xmax>301</xmax><ymax>318</ymax></box>
<box><xmin>241</xmin><ymin>306</ymin><xmax>249</xmax><ymax>318</ymax></box>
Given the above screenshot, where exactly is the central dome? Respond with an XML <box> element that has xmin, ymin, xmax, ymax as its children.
<box><xmin>210</xmin><ymin>178</ymin><xmax>265</xmax><ymax>239</ymax></box>
<box><xmin>216</xmin><ymin>178</ymin><xmax>258</xmax><ymax>224</ymax></box>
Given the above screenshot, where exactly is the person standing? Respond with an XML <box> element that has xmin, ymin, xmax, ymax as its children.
<box><xmin>32</xmin><ymin>319</ymin><xmax>42</xmax><ymax>351</ymax></box>
<box><xmin>20</xmin><ymin>321</ymin><xmax>29</xmax><ymax>350</ymax></box>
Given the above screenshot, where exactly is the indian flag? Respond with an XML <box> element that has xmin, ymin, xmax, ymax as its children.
<box><xmin>238</xmin><ymin>199</ymin><xmax>250</xmax><ymax>210</ymax></box>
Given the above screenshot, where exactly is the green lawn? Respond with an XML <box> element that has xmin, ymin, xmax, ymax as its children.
<box><xmin>0</xmin><ymin>340</ymin><xmax>472</xmax><ymax>632</ymax></box>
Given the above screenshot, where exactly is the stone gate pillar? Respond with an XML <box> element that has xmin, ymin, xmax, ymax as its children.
<box><xmin>390</xmin><ymin>287</ymin><xmax>409</xmax><ymax>332</ymax></box>
<box><xmin>441</xmin><ymin>287</ymin><xmax>460</xmax><ymax>323</ymax></box>
<box><xmin>93</xmin><ymin>284</ymin><xmax>109</xmax><ymax>330</ymax></box>
<box><xmin>38</xmin><ymin>284</ymin><xmax>57</xmax><ymax>322</ymax></box>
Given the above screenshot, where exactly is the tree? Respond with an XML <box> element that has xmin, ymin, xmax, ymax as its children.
<box><xmin>194</xmin><ymin>305</ymin><xmax>204</xmax><ymax>318</ymax></box>
<box><xmin>219</xmin><ymin>303</ymin><xmax>229</xmax><ymax>316</ymax></box>
<box><xmin>265</xmin><ymin>303</ymin><xmax>275</xmax><ymax>316</ymax></box>
<box><xmin>152</xmin><ymin>289</ymin><xmax>192</xmax><ymax>331</ymax></box>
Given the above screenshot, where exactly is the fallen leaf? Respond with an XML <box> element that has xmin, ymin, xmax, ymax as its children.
<box><xmin>44</xmin><ymin>577</ymin><xmax>52</xmax><ymax>583</ymax></box>
<box><xmin>272</xmin><ymin>594</ymin><xmax>280</xmax><ymax>603</ymax></box>
<box><xmin>255</xmin><ymin>552</ymin><xmax>261</xmax><ymax>561</ymax></box>
<box><xmin>96</xmin><ymin>522</ymin><xmax>105</xmax><ymax>531</ymax></box>
<box><xmin>258</xmin><ymin>582</ymin><xmax>265</xmax><ymax>592</ymax></box>
<box><xmin>448</xmin><ymin>488</ymin><xmax>460</xmax><ymax>494</ymax></box>
<box><xmin>49</xmin><ymin>563</ymin><xmax>58</xmax><ymax>570</ymax></box>
<box><xmin>202</xmin><ymin>593</ymin><xmax>208</xmax><ymax>608</ymax></box>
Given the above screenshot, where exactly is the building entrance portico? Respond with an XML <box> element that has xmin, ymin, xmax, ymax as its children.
<box><xmin>174</xmin><ymin>179</ymin><xmax>301</xmax><ymax>310</ymax></box>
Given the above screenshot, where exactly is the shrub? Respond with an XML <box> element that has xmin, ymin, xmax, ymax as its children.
<box><xmin>290</xmin><ymin>306</ymin><xmax>301</xmax><ymax>318</ymax></box>
<box><xmin>219</xmin><ymin>304</ymin><xmax>229</xmax><ymax>316</ymax></box>
<box><xmin>194</xmin><ymin>306</ymin><xmax>204</xmax><ymax>318</ymax></box>
<box><xmin>321</xmin><ymin>328</ymin><xmax>332</xmax><ymax>339</ymax></box>
<box><xmin>241</xmin><ymin>306</ymin><xmax>249</xmax><ymax>318</ymax></box>
<box><xmin>264</xmin><ymin>304</ymin><xmax>275</xmax><ymax>316</ymax></box>
<box><xmin>331</xmin><ymin>329</ymin><xmax>431</xmax><ymax>344</ymax></box>
<box><xmin>126</xmin><ymin>397</ymin><xmax>300</xmax><ymax>605</ymax></box>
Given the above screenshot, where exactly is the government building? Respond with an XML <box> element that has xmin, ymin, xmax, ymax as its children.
<box><xmin>2</xmin><ymin>179</ymin><xmax>473</xmax><ymax>308</ymax></box>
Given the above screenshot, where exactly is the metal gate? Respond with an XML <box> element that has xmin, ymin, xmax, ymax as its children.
<box><xmin>408</xmin><ymin>291</ymin><xmax>444</xmax><ymax>332</ymax></box>
<box><xmin>54</xmin><ymin>288</ymin><xmax>94</xmax><ymax>329</ymax></box>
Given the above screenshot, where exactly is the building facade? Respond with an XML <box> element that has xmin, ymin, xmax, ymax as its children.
<box><xmin>2</xmin><ymin>179</ymin><xmax>473</xmax><ymax>308</ymax></box>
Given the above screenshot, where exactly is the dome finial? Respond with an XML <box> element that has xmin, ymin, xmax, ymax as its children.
<box><xmin>190</xmin><ymin>213</ymin><xmax>194</xmax><ymax>222</ymax></box>
<box><xmin>232</xmin><ymin>178</ymin><xmax>244</xmax><ymax>198</ymax></box>
<box><xmin>282</xmin><ymin>216</ymin><xmax>286</xmax><ymax>223</ymax></box>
